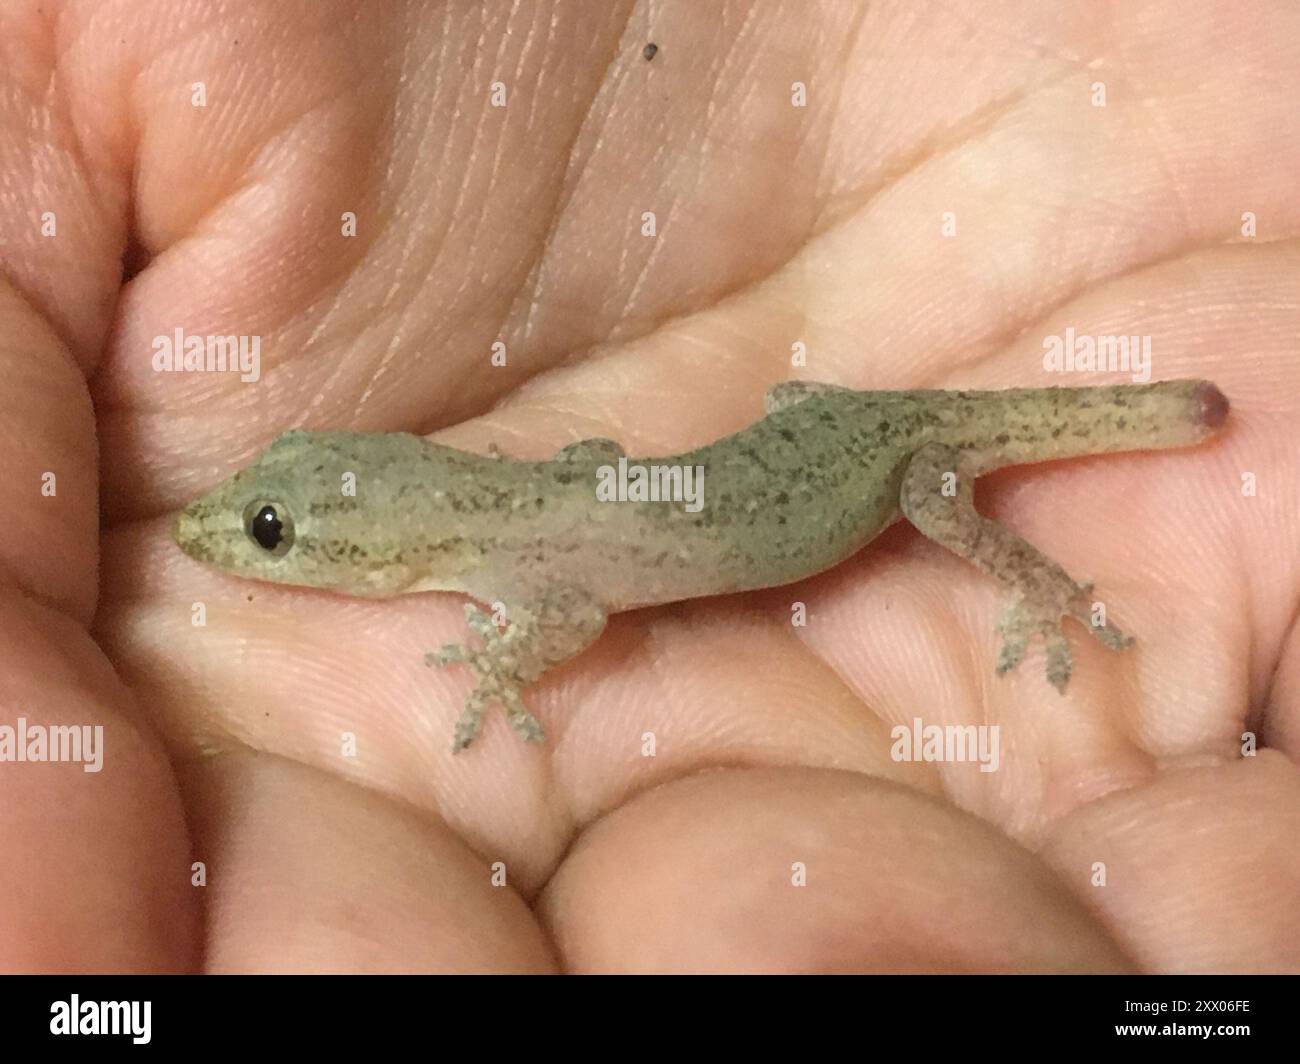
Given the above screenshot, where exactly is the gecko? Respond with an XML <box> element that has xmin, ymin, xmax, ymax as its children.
<box><xmin>173</xmin><ymin>379</ymin><xmax>1229</xmax><ymax>751</ymax></box>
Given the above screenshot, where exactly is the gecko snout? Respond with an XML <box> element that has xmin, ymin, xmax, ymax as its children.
<box><xmin>173</xmin><ymin>503</ymin><xmax>205</xmax><ymax>558</ymax></box>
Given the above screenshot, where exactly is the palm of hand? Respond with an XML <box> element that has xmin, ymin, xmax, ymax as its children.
<box><xmin>6</xmin><ymin>3</ymin><xmax>1296</xmax><ymax>972</ymax></box>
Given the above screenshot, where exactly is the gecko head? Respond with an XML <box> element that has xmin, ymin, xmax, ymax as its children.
<box><xmin>172</xmin><ymin>430</ymin><xmax>436</xmax><ymax>596</ymax></box>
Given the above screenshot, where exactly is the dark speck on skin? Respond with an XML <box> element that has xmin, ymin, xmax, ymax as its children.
<box><xmin>643</xmin><ymin>43</ymin><xmax>658</xmax><ymax>60</ymax></box>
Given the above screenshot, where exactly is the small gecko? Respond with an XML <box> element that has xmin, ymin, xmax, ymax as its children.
<box><xmin>174</xmin><ymin>379</ymin><xmax>1228</xmax><ymax>750</ymax></box>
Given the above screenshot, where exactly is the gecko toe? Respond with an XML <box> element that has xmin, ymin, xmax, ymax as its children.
<box><xmin>995</xmin><ymin>603</ymin><xmax>1033</xmax><ymax>674</ymax></box>
<box><xmin>1067</xmin><ymin>591</ymin><xmax>1133</xmax><ymax>652</ymax></box>
<box><xmin>464</xmin><ymin>605</ymin><xmax>499</xmax><ymax>641</ymax></box>
<box><xmin>507</xmin><ymin>710</ymin><xmax>545</xmax><ymax>742</ymax></box>
<box><xmin>996</xmin><ymin>637</ymin><xmax>1028</xmax><ymax>675</ymax></box>
<box><xmin>1043</xmin><ymin>627</ymin><xmax>1073</xmax><ymax>692</ymax></box>
<box><xmin>451</xmin><ymin>690</ymin><xmax>491</xmax><ymax>751</ymax></box>
<box><xmin>427</xmin><ymin>645</ymin><xmax>466</xmax><ymax>667</ymax></box>
<box><xmin>500</xmin><ymin>686</ymin><xmax>545</xmax><ymax>742</ymax></box>
<box><xmin>451</xmin><ymin>722</ymin><xmax>477</xmax><ymax>752</ymax></box>
<box><xmin>1088</xmin><ymin>621</ymin><xmax>1134</xmax><ymax>652</ymax></box>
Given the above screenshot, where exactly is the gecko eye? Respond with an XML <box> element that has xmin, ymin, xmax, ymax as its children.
<box><xmin>243</xmin><ymin>500</ymin><xmax>295</xmax><ymax>557</ymax></box>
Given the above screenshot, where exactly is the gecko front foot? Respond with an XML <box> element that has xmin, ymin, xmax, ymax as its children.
<box><xmin>995</xmin><ymin>582</ymin><xmax>1134</xmax><ymax>692</ymax></box>
<box><xmin>425</xmin><ymin>591</ymin><xmax>607</xmax><ymax>753</ymax></box>
<box><xmin>426</xmin><ymin>603</ymin><xmax>546</xmax><ymax>751</ymax></box>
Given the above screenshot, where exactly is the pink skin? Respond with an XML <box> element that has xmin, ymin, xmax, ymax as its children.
<box><xmin>4</xmin><ymin>4</ymin><xmax>1299</xmax><ymax>974</ymax></box>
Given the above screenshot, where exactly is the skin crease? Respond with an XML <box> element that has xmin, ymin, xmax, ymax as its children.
<box><xmin>1</xmin><ymin>0</ymin><xmax>1297</xmax><ymax>974</ymax></box>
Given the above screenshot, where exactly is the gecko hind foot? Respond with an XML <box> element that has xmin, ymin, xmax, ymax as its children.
<box><xmin>995</xmin><ymin>584</ymin><xmax>1133</xmax><ymax>692</ymax></box>
<box><xmin>448</xmin><ymin>687</ymin><xmax>491</xmax><ymax>752</ymax></box>
<box><xmin>500</xmin><ymin>686</ymin><xmax>545</xmax><ymax>743</ymax></box>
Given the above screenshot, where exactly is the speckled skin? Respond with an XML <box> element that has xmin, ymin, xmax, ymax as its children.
<box><xmin>174</xmin><ymin>378</ymin><xmax>1228</xmax><ymax>750</ymax></box>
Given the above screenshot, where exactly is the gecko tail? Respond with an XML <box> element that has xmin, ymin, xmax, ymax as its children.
<box><xmin>1193</xmin><ymin>380</ymin><xmax>1229</xmax><ymax>429</ymax></box>
<box><xmin>954</xmin><ymin>378</ymin><xmax>1231</xmax><ymax>466</ymax></box>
